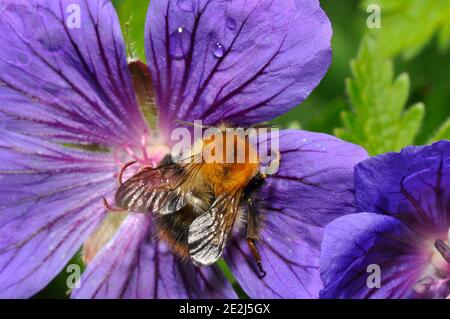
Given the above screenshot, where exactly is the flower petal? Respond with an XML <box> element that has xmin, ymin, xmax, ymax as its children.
<box><xmin>72</xmin><ymin>214</ymin><xmax>237</xmax><ymax>299</ymax></box>
<box><xmin>0</xmin><ymin>130</ymin><xmax>116</xmax><ymax>298</ymax></box>
<box><xmin>355</xmin><ymin>141</ymin><xmax>450</xmax><ymax>236</ymax></box>
<box><xmin>145</xmin><ymin>0</ymin><xmax>332</xmax><ymax>134</ymax></box>
<box><xmin>319</xmin><ymin>213</ymin><xmax>428</xmax><ymax>299</ymax></box>
<box><xmin>226</xmin><ymin>130</ymin><xmax>368</xmax><ymax>298</ymax></box>
<box><xmin>0</xmin><ymin>0</ymin><xmax>147</xmax><ymax>145</ymax></box>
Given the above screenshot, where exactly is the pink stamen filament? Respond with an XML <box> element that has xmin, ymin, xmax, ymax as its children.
<box><xmin>124</xmin><ymin>144</ymin><xmax>143</xmax><ymax>164</ymax></box>
<box><xmin>141</xmin><ymin>129</ymin><xmax>150</xmax><ymax>162</ymax></box>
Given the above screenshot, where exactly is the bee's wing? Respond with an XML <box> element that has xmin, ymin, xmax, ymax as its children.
<box><xmin>188</xmin><ymin>193</ymin><xmax>241</xmax><ymax>266</ymax></box>
<box><xmin>115</xmin><ymin>163</ymin><xmax>201</xmax><ymax>215</ymax></box>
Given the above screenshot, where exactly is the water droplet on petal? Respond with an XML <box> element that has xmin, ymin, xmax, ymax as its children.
<box><xmin>213</xmin><ymin>42</ymin><xmax>225</xmax><ymax>58</ymax></box>
<box><xmin>226</xmin><ymin>17</ymin><xmax>236</xmax><ymax>30</ymax></box>
<box><xmin>16</xmin><ymin>52</ymin><xmax>29</xmax><ymax>65</ymax></box>
<box><xmin>169</xmin><ymin>27</ymin><xmax>191</xmax><ymax>59</ymax></box>
<box><xmin>158</xmin><ymin>241</ymin><xmax>171</xmax><ymax>254</ymax></box>
<box><xmin>177</xmin><ymin>0</ymin><xmax>194</xmax><ymax>12</ymax></box>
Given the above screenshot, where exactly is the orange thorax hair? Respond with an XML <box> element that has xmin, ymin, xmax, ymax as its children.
<box><xmin>199</xmin><ymin>129</ymin><xmax>260</xmax><ymax>195</ymax></box>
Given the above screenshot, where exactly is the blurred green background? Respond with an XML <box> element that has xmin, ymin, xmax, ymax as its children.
<box><xmin>35</xmin><ymin>0</ymin><xmax>450</xmax><ymax>298</ymax></box>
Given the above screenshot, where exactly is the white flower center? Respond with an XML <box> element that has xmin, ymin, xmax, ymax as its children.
<box><xmin>113</xmin><ymin>130</ymin><xmax>170</xmax><ymax>178</ymax></box>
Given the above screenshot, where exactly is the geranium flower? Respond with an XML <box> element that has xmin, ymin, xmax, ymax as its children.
<box><xmin>320</xmin><ymin>141</ymin><xmax>450</xmax><ymax>299</ymax></box>
<box><xmin>0</xmin><ymin>0</ymin><xmax>367</xmax><ymax>298</ymax></box>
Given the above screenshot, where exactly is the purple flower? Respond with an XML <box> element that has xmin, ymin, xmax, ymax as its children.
<box><xmin>0</xmin><ymin>0</ymin><xmax>367</xmax><ymax>298</ymax></box>
<box><xmin>320</xmin><ymin>141</ymin><xmax>450</xmax><ymax>299</ymax></box>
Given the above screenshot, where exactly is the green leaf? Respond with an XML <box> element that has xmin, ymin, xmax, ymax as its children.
<box><xmin>112</xmin><ymin>0</ymin><xmax>150</xmax><ymax>61</ymax></box>
<box><xmin>335</xmin><ymin>37</ymin><xmax>425</xmax><ymax>155</ymax></box>
<box><xmin>216</xmin><ymin>260</ymin><xmax>248</xmax><ymax>299</ymax></box>
<box><xmin>33</xmin><ymin>253</ymin><xmax>85</xmax><ymax>299</ymax></box>
<box><xmin>429</xmin><ymin>118</ymin><xmax>450</xmax><ymax>142</ymax></box>
<box><xmin>362</xmin><ymin>0</ymin><xmax>450</xmax><ymax>58</ymax></box>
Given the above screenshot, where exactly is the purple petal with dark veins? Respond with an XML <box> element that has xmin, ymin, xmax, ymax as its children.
<box><xmin>72</xmin><ymin>214</ymin><xmax>237</xmax><ymax>299</ymax></box>
<box><xmin>0</xmin><ymin>130</ymin><xmax>116</xmax><ymax>298</ymax></box>
<box><xmin>225</xmin><ymin>130</ymin><xmax>368</xmax><ymax>298</ymax></box>
<box><xmin>319</xmin><ymin>213</ymin><xmax>429</xmax><ymax>299</ymax></box>
<box><xmin>355</xmin><ymin>141</ymin><xmax>450</xmax><ymax>237</ymax></box>
<box><xmin>145</xmin><ymin>0</ymin><xmax>332</xmax><ymax>135</ymax></box>
<box><xmin>0</xmin><ymin>0</ymin><xmax>147</xmax><ymax>146</ymax></box>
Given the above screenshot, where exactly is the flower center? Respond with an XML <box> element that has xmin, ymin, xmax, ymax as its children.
<box><xmin>113</xmin><ymin>130</ymin><xmax>170</xmax><ymax>177</ymax></box>
<box><xmin>83</xmin><ymin>131</ymin><xmax>170</xmax><ymax>264</ymax></box>
<box><xmin>432</xmin><ymin>239</ymin><xmax>450</xmax><ymax>271</ymax></box>
<box><xmin>413</xmin><ymin>232</ymin><xmax>450</xmax><ymax>298</ymax></box>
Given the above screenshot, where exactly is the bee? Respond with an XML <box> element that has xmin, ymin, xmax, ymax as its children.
<box><xmin>104</xmin><ymin>125</ymin><xmax>274</xmax><ymax>278</ymax></box>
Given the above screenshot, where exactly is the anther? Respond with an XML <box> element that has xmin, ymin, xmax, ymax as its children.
<box><xmin>434</xmin><ymin>240</ymin><xmax>450</xmax><ymax>264</ymax></box>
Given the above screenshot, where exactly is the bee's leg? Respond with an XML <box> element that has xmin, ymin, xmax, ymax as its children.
<box><xmin>118</xmin><ymin>160</ymin><xmax>137</xmax><ymax>186</ymax></box>
<box><xmin>102</xmin><ymin>198</ymin><xmax>127</xmax><ymax>213</ymax></box>
<box><xmin>247</xmin><ymin>238</ymin><xmax>266</xmax><ymax>279</ymax></box>
<box><xmin>246</xmin><ymin>199</ymin><xmax>267</xmax><ymax>279</ymax></box>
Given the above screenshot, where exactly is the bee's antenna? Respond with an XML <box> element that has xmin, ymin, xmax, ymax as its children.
<box><xmin>118</xmin><ymin>160</ymin><xmax>137</xmax><ymax>186</ymax></box>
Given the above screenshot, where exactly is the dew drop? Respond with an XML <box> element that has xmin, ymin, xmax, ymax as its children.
<box><xmin>177</xmin><ymin>0</ymin><xmax>194</xmax><ymax>12</ymax></box>
<box><xmin>158</xmin><ymin>241</ymin><xmax>171</xmax><ymax>254</ymax></box>
<box><xmin>226</xmin><ymin>17</ymin><xmax>236</xmax><ymax>30</ymax></box>
<box><xmin>213</xmin><ymin>42</ymin><xmax>225</xmax><ymax>58</ymax></box>
<box><xmin>169</xmin><ymin>27</ymin><xmax>191</xmax><ymax>59</ymax></box>
<box><xmin>16</xmin><ymin>52</ymin><xmax>29</xmax><ymax>65</ymax></box>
